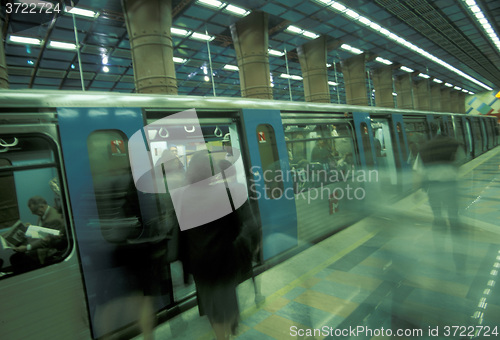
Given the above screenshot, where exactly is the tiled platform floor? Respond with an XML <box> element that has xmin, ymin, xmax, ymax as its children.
<box><xmin>137</xmin><ymin>147</ymin><xmax>500</xmax><ymax>340</ymax></box>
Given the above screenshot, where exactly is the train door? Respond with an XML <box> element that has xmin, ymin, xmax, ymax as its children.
<box><xmin>141</xmin><ymin>112</ymin><xmax>248</xmax><ymax>301</ymax></box>
<box><xmin>241</xmin><ymin>109</ymin><xmax>297</xmax><ymax>260</ymax></box>
<box><xmin>441</xmin><ymin>116</ymin><xmax>452</xmax><ymax>136</ymax></box>
<box><xmin>390</xmin><ymin>114</ymin><xmax>412</xmax><ymax>192</ymax></box>
<box><xmin>282</xmin><ymin>118</ymin><xmax>359</xmax><ymax>243</ymax></box>
<box><xmin>470</xmin><ymin>117</ymin><xmax>483</xmax><ymax>157</ymax></box>
<box><xmin>370</xmin><ymin>118</ymin><xmax>398</xmax><ymax>187</ymax></box>
<box><xmin>452</xmin><ymin>117</ymin><xmax>471</xmax><ymax>161</ymax></box>
<box><xmin>353</xmin><ymin>112</ymin><xmax>376</xmax><ymax>169</ymax></box>
<box><xmin>0</xmin><ymin>113</ymin><xmax>90</xmax><ymax>339</ymax></box>
<box><xmin>479</xmin><ymin>119</ymin><xmax>488</xmax><ymax>152</ymax></box>
<box><xmin>485</xmin><ymin>118</ymin><xmax>495</xmax><ymax>149</ymax></box>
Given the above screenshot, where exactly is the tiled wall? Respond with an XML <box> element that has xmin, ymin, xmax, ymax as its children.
<box><xmin>466</xmin><ymin>90</ymin><xmax>500</xmax><ymax>118</ymax></box>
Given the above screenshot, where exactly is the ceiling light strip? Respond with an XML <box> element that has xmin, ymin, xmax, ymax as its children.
<box><xmin>463</xmin><ymin>0</ymin><xmax>500</xmax><ymax>53</ymax></box>
<box><xmin>286</xmin><ymin>25</ymin><xmax>319</xmax><ymax>39</ymax></box>
<box><xmin>322</xmin><ymin>0</ymin><xmax>492</xmax><ymax>91</ymax></box>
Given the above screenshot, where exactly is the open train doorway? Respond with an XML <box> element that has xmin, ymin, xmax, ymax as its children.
<box><xmin>371</xmin><ymin>118</ymin><xmax>398</xmax><ymax>189</ymax></box>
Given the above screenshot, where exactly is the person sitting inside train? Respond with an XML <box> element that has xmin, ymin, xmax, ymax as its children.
<box><xmin>11</xmin><ymin>196</ymin><xmax>67</xmax><ymax>270</ymax></box>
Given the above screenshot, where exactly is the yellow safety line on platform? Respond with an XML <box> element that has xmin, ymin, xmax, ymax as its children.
<box><xmin>240</xmin><ymin>231</ymin><xmax>377</xmax><ymax>321</ymax></box>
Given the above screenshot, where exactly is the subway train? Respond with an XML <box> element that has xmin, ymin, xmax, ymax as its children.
<box><xmin>0</xmin><ymin>89</ymin><xmax>498</xmax><ymax>339</ymax></box>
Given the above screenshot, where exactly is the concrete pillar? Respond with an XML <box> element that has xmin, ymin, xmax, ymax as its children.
<box><xmin>415</xmin><ymin>79</ymin><xmax>430</xmax><ymax>111</ymax></box>
<box><xmin>440</xmin><ymin>88</ymin><xmax>451</xmax><ymax>112</ymax></box>
<box><xmin>450</xmin><ymin>91</ymin><xmax>459</xmax><ymax>113</ymax></box>
<box><xmin>230</xmin><ymin>11</ymin><xmax>272</xmax><ymax>99</ymax></box>
<box><xmin>430</xmin><ymin>84</ymin><xmax>441</xmax><ymax>112</ymax></box>
<box><xmin>342</xmin><ymin>53</ymin><xmax>368</xmax><ymax>105</ymax></box>
<box><xmin>372</xmin><ymin>66</ymin><xmax>394</xmax><ymax>108</ymax></box>
<box><xmin>297</xmin><ymin>36</ymin><xmax>329</xmax><ymax>103</ymax></box>
<box><xmin>0</xmin><ymin>15</ymin><xmax>8</xmax><ymax>89</ymax></box>
<box><xmin>457</xmin><ymin>92</ymin><xmax>466</xmax><ymax>114</ymax></box>
<box><xmin>394</xmin><ymin>74</ymin><xmax>414</xmax><ymax>109</ymax></box>
<box><xmin>122</xmin><ymin>0</ymin><xmax>177</xmax><ymax>94</ymax></box>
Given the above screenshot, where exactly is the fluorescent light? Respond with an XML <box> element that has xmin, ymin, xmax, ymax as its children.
<box><xmin>66</xmin><ymin>6</ymin><xmax>98</xmax><ymax>18</ymax></box>
<box><xmin>328</xmin><ymin>81</ymin><xmax>338</xmax><ymax>86</ymax></box>
<box><xmin>223</xmin><ymin>64</ymin><xmax>239</xmax><ymax>71</ymax></box>
<box><xmin>286</xmin><ymin>25</ymin><xmax>303</xmax><ymax>34</ymax></box>
<box><xmin>330</xmin><ymin>1</ymin><xmax>346</xmax><ymax>12</ymax></box>
<box><xmin>191</xmin><ymin>32</ymin><xmax>214</xmax><ymax>41</ymax></box>
<box><xmin>171</xmin><ymin>27</ymin><xmax>191</xmax><ymax>37</ymax></box>
<box><xmin>225</xmin><ymin>4</ymin><xmax>249</xmax><ymax>16</ymax></box>
<box><xmin>418</xmin><ymin>73</ymin><xmax>430</xmax><ymax>79</ymax></box>
<box><xmin>204</xmin><ymin>76</ymin><xmax>210</xmax><ymax>82</ymax></box>
<box><xmin>302</xmin><ymin>30</ymin><xmax>319</xmax><ymax>39</ymax></box>
<box><xmin>197</xmin><ymin>0</ymin><xmax>224</xmax><ymax>8</ymax></box>
<box><xmin>461</xmin><ymin>89</ymin><xmax>469</xmax><ymax>93</ymax></box>
<box><xmin>392</xmin><ymin>92</ymin><xmax>398</xmax><ymax>96</ymax></box>
<box><xmin>345</xmin><ymin>9</ymin><xmax>359</xmax><ymax>19</ymax></box>
<box><xmin>321</xmin><ymin>0</ymin><xmax>493</xmax><ymax>90</ymax></box>
<box><xmin>469</xmin><ymin>91</ymin><xmax>475</xmax><ymax>94</ymax></box>
<box><xmin>8</xmin><ymin>35</ymin><xmax>42</xmax><ymax>45</ymax></box>
<box><xmin>340</xmin><ymin>44</ymin><xmax>363</xmax><ymax>54</ymax></box>
<box><xmin>375</xmin><ymin>57</ymin><xmax>392</xmax><ymax>65</ymax></box>
<box><xmin>464</xmin><ymin>0</ymin><xmax>500</xmax><ymax>59</ymax></box>
<box><xmin>445</xmin><ymin>83</ymin><xmax>453</xmax><ymax>87</ymax></box>
<box><xmin>49</xmin><ymin>41</ymin><xmax>77</xmax><ymax>50</ymax></box>
<box><xmin>268</xmin><ymin>49</ymin><xmax>284</xmax><ymax>56</ymax></box>
<box><xmin>102</xmin><ymin>66</ymin><xmax>109</xmax><ymax>73</ymax></box>
<box><xmin>454</xmin><ymin>86</ymin><xmax>462</xmax><ymax>90</ymax></box>
<box><xmin>173</xmin><ymin>57</ymin><xmax>187</xmax><ymax>63</ymax></box>
<box><xmin>280</xmin><ymin>74</ymin><xmax>303</xmax><ymax>80</ymax></box>
<box><xmin>400</xmin><ymin>66</ymin><xmax>414</xmax><ymax>73</ymax></box>
<box><xmin>432</xmin><ymin>78</ymin><xmax>443</xmax><ymax>83</ymax></box>
<box><xmin>358</xmin><ymin>16</ymin><xmax>371</xmax><ymax>26</ymax></box>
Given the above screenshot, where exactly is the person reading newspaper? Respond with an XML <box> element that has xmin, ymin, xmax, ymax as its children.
<box><xmin>11</xmin><ymin>196</ymin><xmax>66</xmax><ymax>270</ymax></box>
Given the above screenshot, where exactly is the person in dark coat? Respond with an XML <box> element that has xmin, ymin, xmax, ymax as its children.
<box><xmin>177</xmin><ymin>150</ymin><xmax>249</xmax><ymax>340</ymax></box>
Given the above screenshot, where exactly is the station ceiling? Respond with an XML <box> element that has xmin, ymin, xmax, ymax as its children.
<box><xmin>2</xmin><ymin>0</ymin><xmax>500</xmax><ymax>102</ymax></box>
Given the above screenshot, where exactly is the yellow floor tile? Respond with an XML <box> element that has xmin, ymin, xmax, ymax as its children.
<box><xmin>325</xmin><ymin>270</ymin><xmax>382</xmax><ymax>291</ymax></box>
<box><xmin>294</xmin><ymin>289</ymin><xmax>359</xmax><ymax>318</ymax></box>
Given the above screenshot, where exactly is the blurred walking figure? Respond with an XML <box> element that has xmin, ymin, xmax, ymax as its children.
<box><xmin>414</xmin><ymin>122</ymin><xmax>467</xmax><ymax>271</ymax></box>
<box><xmin>178</xmin><ymin>150</ymin><xmax>251</xmax><ymax>340</ymax></box>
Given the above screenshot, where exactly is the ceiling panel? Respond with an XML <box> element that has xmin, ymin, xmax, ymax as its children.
<box><xmin>1</xmin><ymin>0</ymin><xmax>498</xmax><ymax>97</ymax></box>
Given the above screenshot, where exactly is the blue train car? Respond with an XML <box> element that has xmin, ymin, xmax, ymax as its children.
<box><xmin>0</xmin><ymin>90</ymin><xmax>497</xmax><ymax>339</ymax></box>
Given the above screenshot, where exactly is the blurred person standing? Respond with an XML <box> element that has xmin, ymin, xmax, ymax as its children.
<box><xmin>414</xmin><ymin>122</ymin><xmax>467</xmax><ymax>272</ymax></box>
<box><xmin>177</xmin><ymin>150</ymin><xmax>248</xmax><ymax>340</ymax></box>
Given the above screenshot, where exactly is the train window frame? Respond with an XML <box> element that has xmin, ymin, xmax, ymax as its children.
<box><xmin>283</xmin><ymin>122</ymin><xmax>357</xmax><ymax>193</ymax></box>
<box><xmin>0</xmin><ymin>133</ymin><xmax>71</xmax><ymax>278</ymax></box>
<box><xmin>256</xmin><ymin>124</ymin><xmax>284</xmax><ymax>199</ymax></box>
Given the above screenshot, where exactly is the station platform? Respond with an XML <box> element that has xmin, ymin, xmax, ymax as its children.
<box><xmin>137</xmin><ymin>146</ymin><xmax>500</xmax><ymax>340</ymax></box>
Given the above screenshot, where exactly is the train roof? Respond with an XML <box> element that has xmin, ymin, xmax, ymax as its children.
<box><xmin>0</xmin><ymin>89</ymin><xmax>486</xmax><ymax>118</ymax></box>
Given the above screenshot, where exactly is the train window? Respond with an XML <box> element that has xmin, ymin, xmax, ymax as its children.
<box><xmin>0</xmin><ymin>135</ymin><xmax>69</xmax><ymax>278</ymax></box>
<box><xmin>283</xmin><ymin>123</ymin><xmax>356</xmax><ymax>193</ymax></box>
<box><xmin>87</xmin><ymin>130</ymin><xmax>140</xmax><ymax>225</ymax></box>
<box><xmin>257</xmin><ymin>124</ymin><xmax>283</xmax><ymax>199</ymax></box>
<box><xmin>471</xmin><ymin>119</ymin><xmax>483</xmax><ymax>155</ymax></box>
<box><xmin>403</xmin><ymin>120</ymin><xmax>427</xmax><ymax>165</ymax></box>
<box><xmin>485</xmin><ymin>120</ymin><xmax>494</xmax><ymax>149</ymax></box>
<box><xmin>453</xmin><ymin>119</ymin><xmax>467</xmax><ymax>151</ymax></box>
